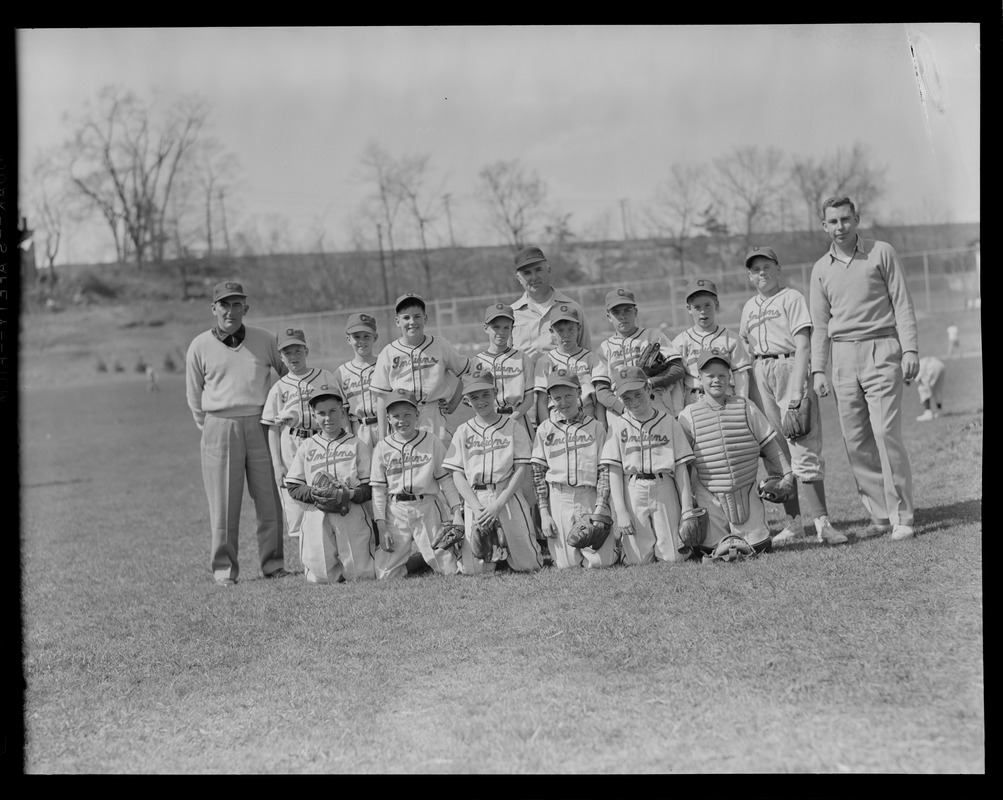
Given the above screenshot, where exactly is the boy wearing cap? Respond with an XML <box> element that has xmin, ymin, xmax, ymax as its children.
<box><xmin>672</xmin><ymin>278</ymin><xmax>753</xmax><ymax>410</ymax></box>
<box><xmin>476</xmin><ymin>303</ymin><xmax>536</xmax><ymax>432</ymax></box>
<box><xmin>600</xmin><ymin>366</ymin><xmax>695</xmax><ymax>565</ymax></box>
<box><xmin>533</xmin><ymin>304</ymin><xmax>605</xmax><ymax>427</ymax></box>
<box><xmin>593</xmin><ymin>286</ymin><xmax>686</xmax><ymax>419</ymax></box>
<box><xmin>337</xmin><ymin>312</ymin><xmax>381</xmax><ymax>447</ymax></box>
<box><xmin>284</xmin><ymin>385</ymin><xmax>377</xmax><ymax>584</ymax></box>
<box><xmin>262</xmin><ymin>328</ymin><xmax>340</xmax><ymax>558</ymax></box>
<box><xmin>371</xmin><ymin>293</ymin><xmax>471</xmax><ymax>447</ymax></box>
<box><xmin>531</xmin><ymin>369</ymin><xmax>618</xmax><ymax>569</ymax></box>
<box><xmin>185</xmin><ymin>280</ymin><xmax>288</xmax><ymax>586</ymax></box>
<box><xmin>443</xmin><ymin>365</ymin><xmax>546</xmax><ymax>574</ymax></box>
<box><xmin>740</xmin><ymin>246</ymin><xmax>847</xmax><ymax>545</ymax></box>
<box><xmin>370</xmin><ymin>389</ymin><xmax>464</xmax><ymax>579</ymax></box>
<box><xmin>677</xmin><ymin>351</ymin><xmax>794</xmax><ymax>554</ymax></box>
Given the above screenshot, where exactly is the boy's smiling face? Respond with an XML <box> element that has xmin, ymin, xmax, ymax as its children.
<box><xmin>687</xmin><ymin>294</ymin><xmax>718</xmax><ymax>331</ymax></box>
<box><xmin>619</xmin><ymin>387</ymin><xmax>652</xmax><ymax>417</ymax></box>
<box><xmin>396</xmin><ymin>305</ymin><xmax>426</xmax><ymax>341</ymax></box>
<box><xmin>606</xmin><ymin>303</ymin><xmax>638</xmax><ymax>335</ymax></box>
<box><xmin>387</xmin><ymin>403</ymin><xmax>418</xmax><ymax>437</ymax></box>
<box><xmin>312</xmin><ymin>398</ymin><xmax>345</xmax><ymax>436</ymax></box>
<box><xmin>465</xmin><ymin>387</ymin><xmax>497</xmax><ymax>417</ymax></box>
<box><xmin>347</xmin><ymin>331</ymin><xmax>376</xmax><ymax>358</ymax></box>
<box><xmin>548</xmin><ymin>385</ymin><xmax>582</xmax><ymax>418</ymax></box>
<box><xmin>747</xmin><ymin>256</ymin><xmax>782</xmax><ymax>297</ymax></box>
<box><xmin>699</xmin><ymin>360</ymin><xmax>731</xmax><ymax>400</ymax></box>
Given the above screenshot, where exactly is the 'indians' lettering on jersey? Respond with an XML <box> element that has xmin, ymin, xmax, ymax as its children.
<box><xmin>337</xmin><ymin>361</ymin><xmax>377</xmax><ymax>420</ymax></box>
<box><xmin>476</xmin><ymin>348</ymin><xmax>532</xmax><ymax>409</ymax></box>
<box><xmin>369</xmin><ymin>430</ymin><xmax>449</xmax><ymax>496</ymax></box>
<box><xmin>286</xmin><ymin>431</ymin><xmax>372</xmax><ymax>489</ymax></box>
<box><xmin>371</xmin><ymin>336</ymin><xmax>470</xmax><ymax>404</ymax></box>
<box><xmin>534</xmin><ymin>347</ymin><xmax>600</xmax><ymax>397</ymax></box>
<box><xmin>600</xmin><ymin>411</ymin><xmax>694</xmax><ymax>476</ymax></box>
<box><xmin>672</xmin><ymin>326</ymin><xmax>752</xmax><ymax>389</ymax></box>
<box><xmin>531</xmin><ymin>416</ymin><xmax>606</xmax><ymax>487</ymax></box>
<box><xmin>595</xmin><ymin>328</ymin><xmax>681</xmax><ymax>386</ymax></box>
<box><xmin>262</xmin><ymin>367</ymin><xmax>339</xmax><ymax>430</ymax></box>
<box><xmin>739</xmin><ymin>287</ymin><xmax>812</xmax><ymax>357</ymax></box>
<box><xmin>443</xmin><ymin>415</ymin><xmax>531</xmax><ymax>487</ymax></box>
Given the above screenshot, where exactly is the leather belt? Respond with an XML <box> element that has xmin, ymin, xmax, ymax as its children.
<box><xmin>755</xmin><ymin>353</ymin><xmax>794</xmax><ymax>360</ymax></box>
<box><xmin>356</xmin><ymin>416</ymin><xmax>378</xmax><ymax>425</ymax></box>
<box><xmin>497</xmin><ymin>405</ymin><xmax>514</xmax><ymax>415</ymax></box>
<box><xmin>630</xmin><ymin>472</ymin><xmax>667</xmax><ymax>480</ymax></box>
<box><xmin>290</xmin><ymin>427</ymin><xmax>312</xmax><ymax>438</ymax></box>
<box><xmin>472</xmin><ymin>483</ymin><xmax>498</xmax><ymax>491</ymax></box>
<box><xmin>392</xmin><ymin>492</ymin><xmax>424</xmax><ymax>501</ymax></box>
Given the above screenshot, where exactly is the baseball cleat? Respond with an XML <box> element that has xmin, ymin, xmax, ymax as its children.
<box><xmin>814</xmin><ymin>515</ymin><xmax>849</xmax><ymax>544</ymax></box>
<box><xmin>891</xmin><ymin>524</ymin><xmax>916</xmax><ymax>540</ymax></box>
<box><xmin>772</xmin><ymin>514</ymin><xmax>804</xmax><ymax>544</ymax></box>
<box><xmin>916</xmin><ymin>410</ymin><xmax>935</xmax><ymax>422</ymax></box>
<box><xmin>857</xmin><ymin>521</ymin><xmax>893</xmax><ymax>539</ymax></box>
<box><xmin>216</xmin><ymin>578</ymin><xmax>237</xmax><ymax>587</ymax></box>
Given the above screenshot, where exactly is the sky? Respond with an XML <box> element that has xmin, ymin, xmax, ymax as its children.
<box><xmin>16</xmin><ymin>24</ymin><xmax>980</xmax><ymax>264</ymax></box>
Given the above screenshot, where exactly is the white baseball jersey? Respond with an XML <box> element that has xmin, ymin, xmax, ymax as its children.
<box><xmin>443</xmin><ymin>415</ymin><xmax>533</xmax><ymax>486</ymax></box>
<box><xmin>600</xmin><ymin>410</ymin><xmax>694</xmax><ymax>477</ymax></box>
<box><xmin>371</xmin><ymin>335</ymin><xmax>470</xmax><ymax>405</ymax></box>
<box><xmin>531</xmin><ymin>416</ymin><xmax>607</xmax><ymax>487</ymax></box>
<box><xmin>533</xmin><ymin>347</ymin><xmax>601</xmax><ymax>400</ymax></box>
<box><xmin>286</xmin><ymin>430</ymin><xmax>372</xmax><ymax>491</ymax></box>
<box><xmin>476</xmin><ymin>347</ymin><xmax>533</xmax><ymax>410</ymax></box>
<box><xmin>593</xmin><ymin>328</ymin><xmax>682</xmax><ymax>386</ymax></box>
<box><xmin>370</xmin><ymin>430</ymin><xmax>452</xmax><ymax>504</ymax></box>
<box><xmin>673</xmin><ymin>325</ymin><xmax>753</xmax><ymax>392</ymax></box>
<box><xmin>336</xmin><ymin>359</ymin><xmax>378</xmax><ymax>422</ymax></box>
<box><xmin>261</xmin><ymin>367</ymin><xmax>340</xmax><ymax>432</ymax></box>
<box><xmin>739</xmin><ymin>287</ymin><xmax>812</xmax><ymax>357</ymax></box>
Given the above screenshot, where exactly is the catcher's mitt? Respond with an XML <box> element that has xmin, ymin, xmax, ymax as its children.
<box><xmin>677</xmin><ymin>507</ymin><xmax>709</xmax><ymax>554</ymax></box>
<box><xmin>566</xmin><ymin>513</ymin><xmax>614</xmax><ymax>551</ymax></box>
<box><xmin>470</xmin><ymin>517</ymin><xmax>506</xmax><ymax>562</ymax></box>
<box><xmin>708</xmin><ymin>535</ymin><xmax>755</xmax><ymax>563</ymax></box>
<box><xmin>757</xmin><ymin>474</ymin><xmax>795</xmax><ymax>504</ymax></box>
<box><xmin>311</xmin><ymin>472</ymin><xmax>350</xmax><ymax>515</ymax></box>
<box><xmin>431</xmin><ymin>522</ymin><xmax>465</xmax><ymax>551</ymax></box>
<box><xmin>781</xmin><ymin>396</ymin><xmax>812</xmax><ymax>441</ymax></box>
<box><xmin>636</xmin><ymin>341</ymin><xmax>669</xmax><ymax>377</ymax></box>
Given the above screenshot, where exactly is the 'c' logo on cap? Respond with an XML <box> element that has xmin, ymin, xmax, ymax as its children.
<box><xmin>698</xmin><ymin>280</ymin><xmax>707</xmax><ymax>286</ymax></box>
<box><xmin>397</xmin><ymin>389</ymin><xmax>408</xmax><ymax>396</ymax></box>
<box><xmin>496</xmin><ymin>304</ymin><xmax>505</xmax><ymax>310</ymax></box>
<box><xmin>227</xmin><ymin>282</ymin><xmax>238</xmax><ymax>289</ymax></box>
<box><xmin>557</xmin><ymin>369</ymin><xmax>568</xmax><ymax>376</ymax></box>
<box><xmin>618</xmin><ymin>289</ymin><xmax>626</xmax><ymax>296</ymax></box>
<box><xmin>619</xmin><ymin>368</ymin><xmax>629</xmax><ymax>378</ymax></box>
<box><xmin>361</xmin><ymin>314</ymin><xmax>372</xmax><ymax>323</ymax></box>
<box><xmin>286</xmin><ymin>328</ymin><xmax>295</xmax><ymax>335</ymax></box>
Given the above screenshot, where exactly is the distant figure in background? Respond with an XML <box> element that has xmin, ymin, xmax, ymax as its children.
<box><xmin>146</xmin><ymin>364</ymin><xmax>160</xmax><ymax>391</ymax></box>
<box><xmin>913</xmin><ymin>356</ymin><xmax>946</xmax><ymax>422</ymax></box>
<box><xmin>946</xmin><ymin>324</ymin><xmax>960</xmax><ymax>358</ymax></box>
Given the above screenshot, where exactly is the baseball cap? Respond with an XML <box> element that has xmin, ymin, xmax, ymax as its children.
<box><xmin>613</xmin><ymin>366</ymin><xmax>648</xmax><ymax>395</ymax></box>
<box><xmin>514</xmin><ymin>246</ymin><xmax>547</xmax><ymax>271</ymax></box>
<box><xmin>345</xmin><ymin>312</ymin><xmax>378</xmax><ymax>335</ymax></box>
<box><xmin>308</xmin><ymin>383</ymin><xmax>344</xmax><ymax>406</ymax></box>
<box><xmin>745</xmin><ymin>246</ymin><xmax>780</xmax><ymax>269</ymax></box>
<box><xmin>696</xmin><ymin>348</ymin><xmax>732</xmax><ymax>371</ymax></box>
<box><xmin>386</xmin><ymin>388</ymin><xmax>419</xmax><ymax>411</ymax></box>
<box><xmin>550</xmin><ymin>304</ymin><xmax>581</xmax><ymax>325</ymax></box>
<box><xmin>461</xmin><ymin>365</ymin><xmax>496</xmax><ymax>394</ymax></box>
<box><xmin>395</xmin><ymin>293</ymin><xmax>426</xmax><ymax>313</ymax></box>
<box><xmin>684</xmin><ymin>278</ymin><xmax>718</xmax><ymax>302</ymax></box>
<box><xmin>605</xmin><ymin>287</ymin><xmax>637</xmax><ymax>310</ymax></box>
<box><xmin>546</xmin><ymin>368</ymin><xmax>581</xmax><ymax>391</ymax></box>
<box><xmin>277</xmin><ymin>328</ymin><xmax>307</xmax><ymax>350</ymax></box>
<box><xmin>484</xmin><ymin>303</ymin><xmax>515</xmax><ymax>323</ymax></box>
<box><xmin>212</xmin><ymin>280</ymin><xmax>247</xmax><ymax>303</ymax></box>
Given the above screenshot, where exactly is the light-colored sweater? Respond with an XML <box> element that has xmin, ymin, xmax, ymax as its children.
<box><xmin>809</xmin><ymin>237</ymin><xmax>919</xmax><ymax>372</ymax></box>
<box><xmin>186</xmin><ymin>326</ymin><xmax>284</xmax><ymax>427</ymax></box>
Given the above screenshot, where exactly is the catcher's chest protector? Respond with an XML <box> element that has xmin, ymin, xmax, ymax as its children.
<box><xmin>689</xmin><ymin>398</ymin><xmax>760</xmax><ymax>493</ymax></box>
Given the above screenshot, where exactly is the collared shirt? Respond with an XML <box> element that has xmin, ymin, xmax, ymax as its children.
<box><xmin>809</xmin><ymin>236</ymin><xmax>919</xmax><ymax>372</ymax></box>
<box><xmin>212</xmin><ymin>324</ymin><xmax>246</xmax><ymax>349</ymax></box>
<box><xmin>511</xmin><ymin>287</ymin><xmax>592</xmax><ymax>368</ymax></box>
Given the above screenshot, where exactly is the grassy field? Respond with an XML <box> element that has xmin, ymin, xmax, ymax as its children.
<box><xmin>19</xmin><ymin>317</ymin><xmax>982</xmax><ymax>773</ymax></box>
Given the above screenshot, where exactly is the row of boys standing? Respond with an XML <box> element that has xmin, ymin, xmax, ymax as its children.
<box><xmin>264</xmin><ymin>243</ymin><xmax>845</xmax><ymax>583</ymax></box>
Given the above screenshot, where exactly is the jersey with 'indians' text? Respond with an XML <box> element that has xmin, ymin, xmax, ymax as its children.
<box><xmin>600</xmin><ymin>410</ymin><xmax>694</xmax><ymax>477</ymax></box>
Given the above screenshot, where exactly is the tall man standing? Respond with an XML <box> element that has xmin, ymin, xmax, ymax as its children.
<box><xmin>809</xmin><ymin>197</ymin><xmax>920</xmax><ymax>541</ymax></box>
<box><xmin>186</xmin><ymin>281</ymin><xmax>290</xmax><ymax>586</ymax></box>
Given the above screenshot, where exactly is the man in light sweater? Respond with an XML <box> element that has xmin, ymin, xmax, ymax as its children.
<box><xmin>186</xmin><ymin>281</ymin><xmax>289</xmax><ymax>586</ymax></box>
<box><xmin>810</xmin><ymin>197</ymin><xmax>919</xmax><ymax>542</ymax></box>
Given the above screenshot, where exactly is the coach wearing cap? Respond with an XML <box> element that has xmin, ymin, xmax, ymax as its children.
<box><xmin>510</xmin><ymin>245</ymin><xmax>592</xmax><ymax>368</ymax></box>
<box><xmin>185</xmin><ymin>280</ymin><xmax>289</xmax><ymax>586</ymax></box>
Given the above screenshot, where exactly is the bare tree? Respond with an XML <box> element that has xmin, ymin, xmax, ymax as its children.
<box><xmin>790</xmin><ymin>143</ymin><xmax>888</xmax><ymax>228</ymax></box>
<box><xmin>394</xmin><ymin>153</ymin><xmax>445</xmax><ymax>297</ymax></box>
<box><xmin>476</xmin><ymin>159</ymin><xmax>548</xmax><ymax>250</ymax></box>
<box><xmin>641</xmin><ymin>163</ymin><xmax>709</xmax><ymax>275</ymax></box>
<box><xmin>185</xmin><ymin>136</ymin><xmax>241</xmax><ymax>259</ymax></box>
<box><xmin>26</xmin><ymin>149</ymin><xmax>82</xmax><ymax>282</ymax></box>
<box><xmin>357</xmin><ymin>140</ymin><xmax>405</xmax><ymax>275</ymax></box>
<box><xmin>710</xmin><ymin>145</ymin><xmax>786</xmax><ymax>246</ymax></box>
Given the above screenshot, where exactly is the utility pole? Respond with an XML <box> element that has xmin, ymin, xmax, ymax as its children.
<box><xmin>376</xmin><ymin>222</ymin><xmax>390</xmax><ymax>308</ymax></box>
<box><xmin>619</xmin><ymin>198</ymin><xmax>630</xmax><ymax>240</ymax></box>
<box><xmin>218</xmin><ymin>188</ymin><xmax>231</xmax><ymax>255</ymax></box>
<box><xmin>443</xmin><ymin>193</ymin><xmax>457</xmax><ymax>248</ymax></box>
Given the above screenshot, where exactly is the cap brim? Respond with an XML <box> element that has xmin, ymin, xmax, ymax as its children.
<box><xmin>310</xmin><ymin>392</ymin><xmax>344</xmax><ymax>404</ymax></box>
<box><xmin>462</xmin><ymin>380</ymin><xmax>496</xmax><ymax>393</ymax></box>
<box><xmin>547</xmin><ymin>380</ymin><xmax>580</xmax><ymax>391</ymax></box>
<box><xmin>515</xmin><ymin>258</ymin><xmax>546</xmax><ymax>270</ymax></box>
<box><xmin>278</xmin><ymin>339</ymin><xmax>307</xmax><ymax>349</ymax></box>
<box><xmin>386</xmin><ymin>399</ymin><xmax>418</xmax><ymax>410</ymax></box>
<box><xmin>345</xmin><ymin>325</ymin><xmax>376</xmax><ymax>334</ymax></box>
<box><xmin>215</xmin><ymin>292</ymin><xmax>246</xmax><ymax>302</ymax></box>
<box><xmin>615</xmin><ymin>380</ymin><xmax>648</xmax><ymax>395</ymax></box>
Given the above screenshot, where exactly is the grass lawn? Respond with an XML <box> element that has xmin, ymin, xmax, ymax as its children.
<box><xmin>18</xmin><ymin>322</ymin><xmax>982</xmax><ymax>773</ymax></box>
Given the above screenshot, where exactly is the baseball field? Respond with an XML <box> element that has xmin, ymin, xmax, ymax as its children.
<box><xmin>19</xmin><ymin>310</ymin><xmax>982</xmax><ymax>774</ymax></box>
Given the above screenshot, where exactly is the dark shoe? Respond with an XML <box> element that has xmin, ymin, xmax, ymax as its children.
<box><xmin>265</xmin><ymin>568</ymin><xmax>291</xmax><ymax>579</ymax></box>
<box><xmin>216</xmin><ymin>578</ymin><xmax>237</xmax><ymax>587</ymax></box>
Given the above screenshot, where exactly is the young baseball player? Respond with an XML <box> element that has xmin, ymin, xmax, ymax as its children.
<box><xmin>371</xmin><ymin>293</ymin><xmax>470</xmax><ymax>446</ymax></box>
<box><xmin>475</xmin><ymin>303</ymin><xmax>536</xmax><ymax>433</ymax></box>
<box><xmin>672</xmin><ymin>278</ymin><xmax>753</xmax><ymax>410</ymax></box>
<box><xmin>443</xmin><ymin>365</ymin><xmax>546</xmax><ymax>574</ymax></box>
<box><xmin>600</xmin><ymin>366</ymin><xmax>695</xmax><ymax>565</ymax></box>
<box><xmin>913</xmin><ymin>355</ymin><xmax>946</xmax><ymax>421</ymax></box>
<box><xmin>284</xmin><ymin>385</ymin><xmax>376</xmax><ymax>584</ymax></box>
<box><xmin>370</xmin><ymin>389</ymin><xmax>464</xmax><ymax>579</ymax></box>
<box><xmin>533</xmin><ymin>304</ymin><xmax>605</xmax><ymax>427</ymax></box>
<box><xmin>593</xmin><ymin>286</ymin><xmax>686</xmax><ymax>420</ymax></box>
<box><xmin>740</xmin><ymin>246</ymin><xmax>848</xmax><ymax>545</ymax></box>
<box><xmin>676</xmin><ymin>351</ymin><xmax>794</xmax><ymax>554</ymax></box>
<box><xmin>531</xmin><ymin>369</ymin><xmax>618</xmax><ymax>569</ymax></box>
<box><xmin>337</xmin><ymin>312</ymin><xmax>381</xmax><ymax>447</ymax></box>
<box><xmin>262</xmin><ymin>328</ymin><xmax>340</xmax><ymax>554</ymax></box>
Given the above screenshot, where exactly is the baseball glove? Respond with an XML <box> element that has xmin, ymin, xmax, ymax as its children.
<box><xmin>757</xmin><ymin>474</ymin><xmax>796</xmax><ymax>504</ymax></box>
<box><xmin>781</xmin><ymin>396</ymin><xmax>812</xmax><ymax>441</ymax></box>
<box><xmin>709</xmin><ymin>535</ymin><xmax>755</xmax><ymax>563</ymax></box>
<box><xmin>470</xmin><ymin>517</ymin><xmax>505</xmax><ymax>562</ymax></box>
<box><xmin>431</xmin><ymin>522</ymin><xmax>465</xmax><ymax>551</ymax></box>
<box><xmin>677</xmin><ymin>507</ymin><xmax>709</xmax><ymax>554</ymax></box>
<box><xmin>566</xmin><ymin>513</ymin><xmax>614</xmax><ymax>551</ymax></box>
<box><xmin>311</xmin><ymin>472</ymin><xmax>350</xmax><ymax>515</ymax></box>
<box><xmin>636</xmin><ymin>341</ymin><xmax>670</xmax><ymax>377</ymax></box>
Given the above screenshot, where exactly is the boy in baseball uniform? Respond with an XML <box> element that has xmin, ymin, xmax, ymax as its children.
<box><xmin>673</xmin><ymin>278</ymin><xmax>753</xmax><ymax>410</ymax></box>
<box><xmin>593</xmin><ymin>287</ymin><xmax>686</xmax><ymax>420</ymax></box>
<box><xmin>740</xmin><ymin>247</ymin><xmax>848</xmax><ymax>545</ymax></box>
<box><xmin>337</xmin><ymin>312</ymin><xmax>381</xmax><ymax>447</ymax></box>
<box><xmin>370</xmin><ymin>389</ymin><xmax>464</xmax><ymax>579</ymax></box>
<box><xmin>531</xmin><ymin>369</ymin><xmax>618</xmax><ymax>569</ymax></box>
<box><xmin>476</xmin><ymin>303</ymin><xmax>536</xmax><ymax>434</ymax></box>
<box><xmin>677</xmin><ymin>351</ymin><xmax>794</xmax><ymax>554</ymax></box>
<box><xmin>284</xmin><ymin>385</ymin><xmax>377</xmax><ymax>584</ymax></box>
<box><xmin>372</xmin><ymin>293</ymin><xmax>470</xmax><ymax>446</ymax></box>
<box><xmin>262</xmin><ymin>328</ymin><xmax>340</xmax><ymax>555</ymax></box>
<box><xmin>913</xmin><ymin>355</ymin><xmax>946</xmax><ymax>421</ymax></box>
<box><xmin>443</xmin><ymin>365</ymin><xmax>546</xmax><ymax>575</ymax></box>
<box><xmin>600</xmin><ymin>365</ymin><xmax>695</xmax><ymax>565</ymax></box>
<box><xmin>533</xmin><ymin>305</ymin><xmax>605</xmax><ymax>427</ymax></box>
